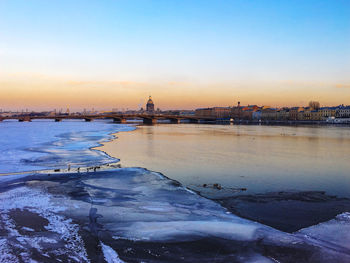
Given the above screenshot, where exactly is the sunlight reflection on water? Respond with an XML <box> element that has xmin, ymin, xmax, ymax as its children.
<box><xmin>100</xmin><ymin>124</ymin><xmax>350</xmax><ymax>197</ymax></box>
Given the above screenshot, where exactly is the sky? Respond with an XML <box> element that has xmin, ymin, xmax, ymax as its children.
<box><xmin>0</xmin><ymin>0</ymin><xmax>350</xmax><ymax>111</ymax></box>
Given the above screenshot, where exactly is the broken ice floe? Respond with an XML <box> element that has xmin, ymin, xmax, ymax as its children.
<box><xmin>1</xmin><ymin>168</ymin><xmax>348</xmax><ymax>262</ymax></box>
<box><xmin>297</xmin><ymin>212</ymin><xmax>350</xmax><ymax>252</ymax></box>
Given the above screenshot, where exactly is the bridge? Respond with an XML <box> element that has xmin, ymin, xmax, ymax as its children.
<box><xmin>0</xmin><ymin>114</ymin><xmax>221</xmax><ymax>124</ymax></box>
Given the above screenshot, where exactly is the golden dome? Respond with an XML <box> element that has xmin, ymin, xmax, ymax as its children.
<box><xmin>147</xmin><ymin>96</ymin><xmax>154</xmax><ymax>105</ymax></box>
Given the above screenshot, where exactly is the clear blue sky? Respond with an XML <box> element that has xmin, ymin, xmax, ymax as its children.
<box><xmin>0</xmin><ymin>0</ymin><xmax>349</xmax><ymax>110</ymax></box>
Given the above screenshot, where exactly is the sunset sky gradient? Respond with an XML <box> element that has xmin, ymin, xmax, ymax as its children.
<box><xmin>1</xmin><ymin>0</ymin><xmax>349</xmax><ymax>111</ymax></box>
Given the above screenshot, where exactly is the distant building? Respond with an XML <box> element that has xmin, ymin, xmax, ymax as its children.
<box><xmin>146</xmin><ymin>96</ymin><xmax>155</xmax><ymax>113</ymax></box>
<box><xmin>195</xmin><ymin>108</ymin><xmax>212</xmax><ymax>118</ymax></box>
<box><xmin>289</xmin><ymin>107</ymin><xmax>304</xmax><ymax>120</ymax></box>
<box><xmin>261</xmin><ymin>108</ymin><xmax>277</xmax><ymax>120</ymax></box>
<box><xmin>336</xmin><ymin>105</ymin><xmax>350</xmax><ymax>118</ymax></box>
<box><xmin>195</xmin><ymin>107</ymin><xmax>231</xmax><ymax>119</ymax></box>
<box><xmin>231</xmin><ymin>107</ymin><xmax>241</xmax><ymax>119</ymax></box>
<box><xmin>318</xmin><ymin>107</ymin><xmax>337</xmax><ymax>120</ymax></box>
<box><xmin>311</xmin><ymin>110</ymin><xmax>321</xmax><ymax>121</ymax></box>
<box><xmin>298</xmin><ymin>110</ymin><xmax>305</xmax><ymax>121</ymax></box>
<box><xmin>231</xmin><ymin>103</ymin><xmax>259</xmax><ymax>120</ymax></box>
<box><xmin>241</xmin><ymin>109</ymin><xmax>254</xmax><ymax>120</ymax></box>
<box><xmin>303</xmin><ymin>107</ymin><xmax>312</xmax><ymax>120</ymax></box>
<box><xmin>252</xmin><ymin>110</ymin><xmax>262</xmax><ymax>121</ymax></box>
<box><xmin>212</xmin><ymin>107</ymin><xmax>231</xmax><ymax>118</ymax></box>
<box><xmin>179</xmin><ymin>110</ymin><xmax>195</xmax><ymax>116</ymax></box>
<box><xmin>276</xmin><ymin>108</ymin><xmax>289</xmax><ymax>120</ymax></box>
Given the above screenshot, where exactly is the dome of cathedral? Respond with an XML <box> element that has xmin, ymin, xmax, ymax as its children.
<box><xmin>147</xmin><ymin>96</ymin><xmax>154</xmax><ymax>105</ymax></box>
<box><xmin>146</xmin><ymin>96</ymin><xmax>155</xmax><ymax>112</ymax></box>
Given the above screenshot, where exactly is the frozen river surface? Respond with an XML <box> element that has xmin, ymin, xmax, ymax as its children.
<box><xmin>0</xmin><ymin>121</ymin><xmax>349</xmax><ymax>262</ymax></box>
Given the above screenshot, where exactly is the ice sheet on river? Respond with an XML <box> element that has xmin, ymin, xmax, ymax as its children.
<box><xmin>0</xmin><ymin>120</ymin><xmax>134</xmax><ymax>173</ymax></box>
<box><xmin>297</xmin><ymin>212</ymin><xmax>350</xmax><ymax>251</ymax></box>
<box><xmin>1</xmin><ymin>168</ymin><xmax>349</xmax><ymax>262</ymax></box>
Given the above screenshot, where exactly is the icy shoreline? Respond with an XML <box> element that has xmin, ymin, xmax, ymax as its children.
<box><xmin>0</xmin><ymin>120</ymin><xmax>135</xmax><ymax>174</ymax></box>
<box><xmin>1</xmin><ymin>168</ymin><xmax>350</xmax><ymax>262</ymax></box>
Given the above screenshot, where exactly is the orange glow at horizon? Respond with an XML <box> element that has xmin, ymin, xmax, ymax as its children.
<box><xmin>0</xmin><ymin>73</ymin><xmax>349</xmax><ymax>111</ymax></box>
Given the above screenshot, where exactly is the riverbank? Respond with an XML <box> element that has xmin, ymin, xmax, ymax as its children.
<box><xmin>233</xmin><ymin>119</ymin><xmax>350</xmax><ymax>125</ymax></box>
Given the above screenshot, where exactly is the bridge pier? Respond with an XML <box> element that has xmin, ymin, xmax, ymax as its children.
<box><xmin>113</xmin><ymin>118</ymin><xmax>127</xmax><ymax>124</ymax></box>
<box><xmin>143</xmin><ymin>118</ymin><xmax>157</xmax><ymax>124</ymax></box>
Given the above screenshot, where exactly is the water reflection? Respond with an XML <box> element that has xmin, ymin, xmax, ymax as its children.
<box><xmin>100</xmin><ymin>124</ymin><xmax>350</xmax><ymax>198</ymax></box>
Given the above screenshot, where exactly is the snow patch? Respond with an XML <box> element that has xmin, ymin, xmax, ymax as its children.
<box><xmin>0</xmin><ymin>186</ymin><xmax>89</xmax><ymax>262</ymax></box>
<box><xmin>100</xmin><ymin>242</ymin><xmax>125</xmax><ymax>263</ymax></box>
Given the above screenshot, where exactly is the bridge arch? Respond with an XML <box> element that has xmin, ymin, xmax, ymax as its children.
<box><xmin>113</xmin><ymin>117</ymin><xmax>127</xmax><ymax>123</ymax></box>
<box><xmin>166</xmin><ymin>117</ymin><xmax>181</xmax><ymax>124</ymax></box>
<box><xmin>18</xmin><ymin>116</ymin><xmax>32</xmax><ymax>122</ymax></box>
<box><xmin>142</xmin><ymin>117</ymin><xmax>157</xmax><ymax>124</ymax></box>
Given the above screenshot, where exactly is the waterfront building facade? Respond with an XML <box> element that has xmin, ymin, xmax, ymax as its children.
<box><xmin>298</xmin><ymin>111</ymin><xmax>305</xmax><ymax>121</ymax></box>
<box><xmin>336</xmin><ymin>105</ymin><xmax>350</xmax><ymax>118</ymax></box>
<box><xmin>319</xmin><ymin>107</ymin><xmax>337</xmax><ymax>120</ymax></box>
<box><xmin>195</xmin><ymin>107</ymin><xmax>231</xmax><ymax>119</ymax></box>
<box><xmin>303</xmin><ymin>107</ymin><xmax>312</xmax><ymax>120</ymax></box>
<box><xmin>241</xmin><ymin>109</ymin><xmax>254</xmax><ymax>120</ymax></box>
<box><xmin>252</xmin><ymin>110</ymin><xmax>262</xmax><ymax>121</ymax></box>
<box><xmin>231</xmin><ymin>104</ymin><xmax>259</xmax><ymax>120</ymax></box>
<box><xmin>212</xmin><ymin>107</ymin><xmax>231</xmax><ymax>118</ymax></box>
<box><xmin>231</xmin><ymin>104</ymin><xmax>242</xmax><ymax>119</ymax></box>
<box><xmin>289</xmin><ymin>107</ymin><xmax>304</xmax><ymax>120</ymax></box>
<box><xmin>276</xmin><ymin>108</ymin><xmax>290</xmax><ymax>120</ymax></box>
<box><xmin>195</xmin><ymin>108</ymin><xmax>212</xmax><ymax>118</ymax></box>
<box><xmin>311</xmin><ymin>110</ymin><xmax>321</xmax><ymax>121</ymax></box>
<box><xmin>195</xmin><ymin>103</ymin><xmax>349</xmax><ymax>123</ymax></box>
<box><xmin>261</xmin><ymin>108</ymin><xmax>277</xmax><ymax>120</ymax></box>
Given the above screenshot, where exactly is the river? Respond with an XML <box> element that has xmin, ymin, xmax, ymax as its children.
<box><xmin>0</xmin><ymin>120</ymin><xmax>349</xmax><ymax>262</ymax></box>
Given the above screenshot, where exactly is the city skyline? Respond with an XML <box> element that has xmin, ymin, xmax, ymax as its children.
<box><xmin>1</xmin><ymin>96</ymin><xmax>349</xmax><ymax>114</ymax></box>
<box><xmin>1</xmin><ymin>0</ymin><xmax>350</xmax><ymax>111</ymax></box>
